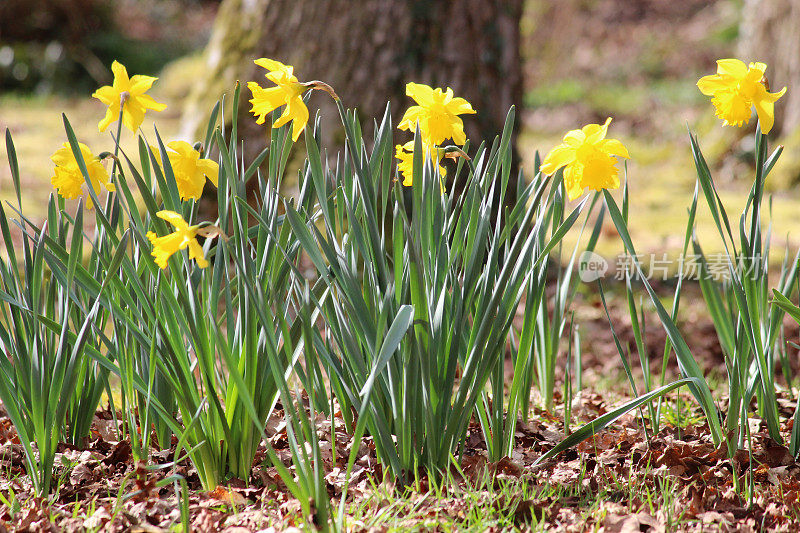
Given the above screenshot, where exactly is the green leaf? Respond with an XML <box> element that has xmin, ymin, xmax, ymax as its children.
<box><xmin>532</xmin><ymin>378</ymin><xmax>701</xmax><ymax>466</ymax></box>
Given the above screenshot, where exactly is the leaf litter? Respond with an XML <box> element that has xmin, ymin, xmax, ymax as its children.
<box><xmin>0</xmin><ymin>382</ymin><xmax>797</xmax><ymax>532</ymax></box>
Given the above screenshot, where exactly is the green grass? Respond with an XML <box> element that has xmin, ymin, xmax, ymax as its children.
<box><xmin>337</xmin><ymin>455</ymin><xmax>697</xmax><ymax>532</ymax></box>
<box><xmin>525</xmin><ymin>79</ymin><xmax>704</xmax><ymax>115</ymax></box>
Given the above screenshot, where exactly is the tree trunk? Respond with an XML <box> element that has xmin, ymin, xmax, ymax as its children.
<box><xmin>739</xmin><ymin>0</ymin><xmax>800</xmax><ymax>137</ymax></box>
<box><xmin>180</xmin><ymin>0</ymin><xmax>523</xmax><ymax>164</ymax></box>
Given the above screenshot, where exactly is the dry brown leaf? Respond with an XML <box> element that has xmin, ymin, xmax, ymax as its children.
<box><xmin>209</xmin><ymin>486</ymin><xmax>248</xmax><ymax>507</ymax></box>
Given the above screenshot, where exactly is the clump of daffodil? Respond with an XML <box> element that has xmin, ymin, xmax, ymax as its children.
<box><xmin>398</xmin><ymin>82</ymin><xmax>476</xmax><ymax>146</ymax></box>
<box><xmin>92</xmin><ymin>60</ymin><xmax>167</xmax><ymax>133</ymax></box>
<box><xmin>540</xmin><ymin>118</ymin><xmax>630</xmax><ymax>201</ymax></box>
<box><xmin>147</xmin><ymin>211</ymin><xmax>209</xmax><ymax>269</ymax></box>
<box><xmin>154</xmin><ymin>141</ymin><xmax>219</xmax><ymax>201</ymax></box>
<box><xmin>247</xmin><ymin>58</ymin><xmax>310</xmax><ymax>142</ymax></box>
<box><xmin>697</xmin><ymin>59</ymin><xmax>787</xmax><ymax>134</ymax></box>
<box><xmin>50</xmin><ymin>142</ymin><xmax>115</xmax><ymax>209</ymax></box>
<box><xmin>395</xmin><ymin>141</ymin><xmax>446</xmax><ymax>187</ymax></box>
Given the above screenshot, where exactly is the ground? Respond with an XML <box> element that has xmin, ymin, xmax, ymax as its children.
<box><xmin>2</xmin><ymin>0</ymin><xmax>800</xmax><ymax>531</ymax></box>
<box><xmin>2</xmin><ymin>352</ymin><xmax>800</xmax><ymax>531</ymax></box>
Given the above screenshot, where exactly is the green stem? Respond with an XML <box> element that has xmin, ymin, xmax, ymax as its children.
<box><xmin>111</xmin><ymin>99</ymin><xmax>125</xmax><ymax>179</ymax></box>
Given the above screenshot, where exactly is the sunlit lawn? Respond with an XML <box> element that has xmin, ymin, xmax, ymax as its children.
<box><xmin>1</xmin><ymin>89</ymin><xmax>799</xmax><ymax>265</ymax></box>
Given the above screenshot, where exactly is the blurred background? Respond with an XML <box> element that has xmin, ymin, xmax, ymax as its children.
<box><xmin>1</xmin><ymin>0</ymin><xmax>799</xmax><ymax>258</ymax></box>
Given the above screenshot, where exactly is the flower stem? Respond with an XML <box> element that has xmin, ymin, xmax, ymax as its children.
<box><xmin>111</xmin><ymin>99</ymin><xmax>125</xmax><ymax>179</ymax></box>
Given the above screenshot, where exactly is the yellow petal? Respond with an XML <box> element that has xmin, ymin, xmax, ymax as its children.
<box><xmin>196</xmin><ymin>159</ymin><xmax>219</xmax><ymax>187</ymax></box>
<box><xmin>77</xmin><ymin>142</ymin><xmax>95</xmax><ymax>161</ymax></box>
<box><xmin>447</xmin><ymin>96</ymin><xmax>476</xmax><ymax>115</ymax></box>
<box><xmin>540</xmin><ymin>144</ymin><xmax>575</xmax><ymax>175</ymax></box>
<box><xmin>50</xmin><ymin>144</ymin><xmax>74</xmax><ymax>167</ymax></box>
<box><xmin>288</xmin><ymin>97</ymin><xmax>309</xmax><ymax>142</ymax></box>
<box><xmin>97</xmin><ymin>106</ymin><xmax>117</xmax><ymax>133</ymax></box>
<box><xmin>92</xmin><ymin>85</ymin><xmax>118</xmax><ymax>105</ymax></box>
<box><xmin>175</xmin><ymin>177</ymin><xmax>203</xmax><ymax>201</ymax></box>
<box><xmin>88</xmin><ymin>159</ymin><xmax>111</xmax><ymax>188</ymax></box>
<box><xmin>187</xmin><ymin>238</ymin><xmax>208</xmax><ymax>268</ymax></box>
<box><xmin>398</xmin><ymin>106</ymin><xmax>426</xmax><ymax>133</ymax></box>
<box><xmin>111</xmin><ymin>60</ymin><xmax>131</xmax><ymax>90</ymax></box>
<box><xmin>272</xmin><ymin>102</ymin><xmax>294</xmax><ymax>129</ymax></box>
<box><xmin>255</xmin><ymin>58</ymin><xmax>292</xmax><ymax>75</ymax></box>
<box><xmin>753</xmin><ymin>96</ymin><xmax>776</xmax><ymax>134</ymax></box>
<box><xmin>562</xmin><ymin>128</ymin><xmax>587</xmax><ymax>147</ymax></box>
<box><xmin>697</xmin><ymin>74</ymin><xmax>730</xmax><ymax>96</ymax></box>
<box><xmin>406</xmin><ymin>82</ymin><xmax>436</xmax><ymax>107</ymax></box>
<box><xmin>149</xmin><ymin>232</ymin><xmax>183</xmax><ymax>269</ymax></box>
<box><xmin>563</xmin><ymin>165</ymin><xmax>584</xmax><ymax>201</ymax></box>
<box><xmin>767</xmin><ymin>86</ymin><xmax>788</xmax><ymax>103</ymax></box>
<box><xmin>167</xmin><ymin>140</ymin><xmax>195</xmax><ymax>157</ymax></box>
<box><xmin>157</xmin><ymin>210</ymin><xmax>189</xmax><ymax>230</ymax></box>
<box><xmin>135</xmin><ymin>94</ymin><xmax>167</xmax><ymax>112</ymax></box>
<box><xmin>748</xmin><ymin>62</ymin><xmax>767</xmax><ymax>76</ymax></box>
<box><xmin>716</xmin><ymin>58</ymin><xmax>748</xmax><ymax>78</ymax></box>
<box><xmin>129</xmin><ymin>74</ymin><xmax>158</xmax><ymax>95</ymax></box>
<box><xmin>449</xmin><ymin>122</ymin><xmax>467</xmax><ymax>146</ymax></box>
<box><xmin>249</xmin><ymin>84</ymin><xmax>287</xmax><ymax>124</ymax></box>
<box><xmin>580</xmin><ymin>150</ymin><xmax>620</xmax><ymax>193</ymax></box>
<box><xmin>599</xmin><ymin>138</ymin><xmax>630</xmax><ymax>159</ymax></box>
<box><xmin>122</xmin><ymin>99</ymin><xmax>147</xmax><ymax>132</ymax></box>
<box><xmin>584</xmin><ymin>118</ymin><xmax>612</xmax><ymax>144</ymax></box>
<box><xmin>395</xmin><ymin>144</ymin><xmax>414</xmax><ymax>186</ymax></box>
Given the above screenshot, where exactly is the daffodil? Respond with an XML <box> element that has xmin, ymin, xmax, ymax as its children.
<box><xmin>92</xmin><ymin>60</ymin><xmax>167</xmax><ymax>133</ymax></box>
<box><xmin>156</xmin><ymin>141</ymin><xmax>219</xmax><ymax>201</ymax></box>
<box><xmin>697</xmin><ymin>59</ymin><xmax>787</xmax><ymax>134</ymax></box>
<box><xmin>398</xmin><ymin>82</ymin><xmax>476</xmax><ymax>146</ymax></box>
<box><xmin>540</xmin><ymin>118</ymin><xmax>629</xmax><ymax>201</ymax></box>
<box><xmin>146</xmin><ymin>210</ymin><xmax>208</xmax><ymax>269</ymax></box>
<box><xmin>50</xmin><ymin>142</ymin><xmax>115</xmax><ymax>209</ymax></box>
<box><xmin>247</xmin><ymin>58</ymin><xmax>309</xmax><ymax>142</ymax></box>
<box><xmin>395</xmin><ymin>141</ymin><xmax>446</xmax><ymax>189</ymax></box>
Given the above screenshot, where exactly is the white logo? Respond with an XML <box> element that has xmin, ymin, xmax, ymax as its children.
<box><xmin>579</xmin><ymin>251</ymin><xmax>608</xmax><ymax>282</ymax></box>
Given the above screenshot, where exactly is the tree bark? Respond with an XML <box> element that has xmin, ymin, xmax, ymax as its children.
<box><xmin>180</xmin><ymin>0</ymin><xmax>523</xmax><ymax>164</ymax></box>
<box><xmin>739</xmin><ymin>0</ymin><xmax>800</xmax><ymax>137</ymax></box>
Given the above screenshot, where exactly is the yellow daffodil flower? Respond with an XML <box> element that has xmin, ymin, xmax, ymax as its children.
<box><xmin>146</xmin><ymin>210</ymin><xmax>208</xmax><ymax>269</ymax></box>
<box><xmin>395</xmin><ymin>141</ymin><xmax>446</xmax><ymax>190</ymax></box>
<box><xmin>398</xmin><ymin>82</ymin><xmax>476</xmax><ymax>146</ymax></box>
<box><xmin>92</xmin><ymin>60</ymin><xmax>167</xmax><ymax>133</ymax></box>
<box><xmin>697</xmin><ymin>59</ymin><xmax>787</xmax><ymax>134</ymax></box>
<box><xmin>248</xmin><ymin>58</ymin><xmax>309</xmax><ymax>142</ymax></box>
<box><xmin>156</xmin><ymin>141</ymin><xmax>219</xmax><ymax>201</ymax></box>
<box><xmin>50</xmin><ymin>142</ymin><xmax>115</xmax><ymax>209</ymax></box>
<box><xmin>540</xmin><ymin>118</ymin><xmax>630</xmax><ymax>201</ymax></box>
